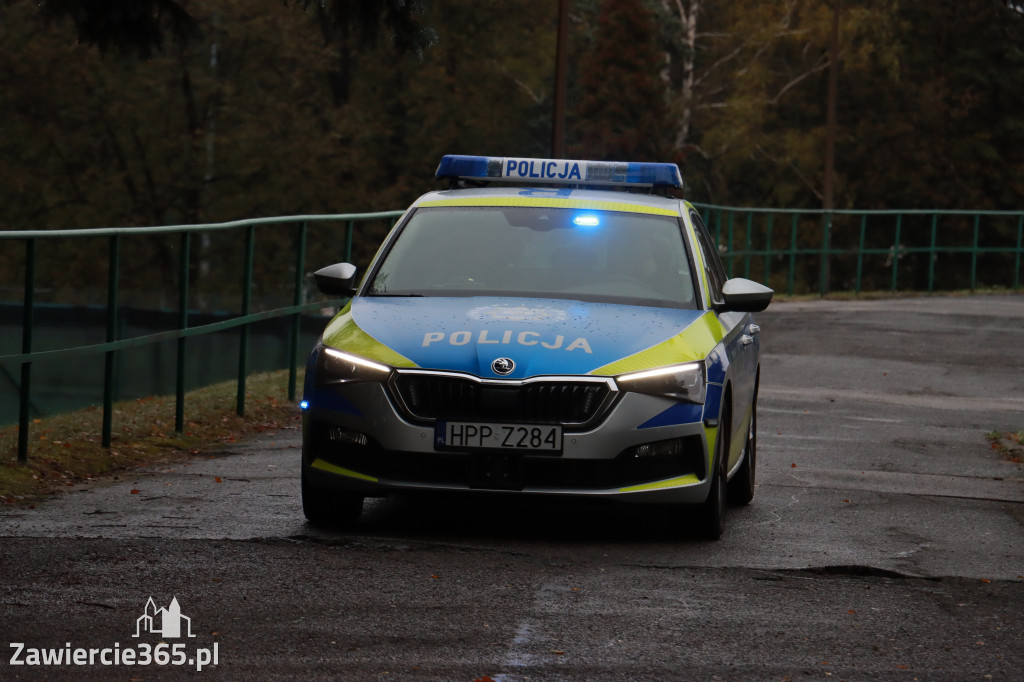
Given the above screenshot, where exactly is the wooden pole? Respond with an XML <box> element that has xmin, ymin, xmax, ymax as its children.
<box><xmin>552</xmin><ymin>0</ymin><xmax>569</xmax><ymax>158</ymax></box>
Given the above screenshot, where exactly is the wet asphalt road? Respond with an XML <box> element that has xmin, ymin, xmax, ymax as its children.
<box><xmin>2</xmin><ymin>295</ymin><xmax>1023</xmax><ymax>680</ymax></box>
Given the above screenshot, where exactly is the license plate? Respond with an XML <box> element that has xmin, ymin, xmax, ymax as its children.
<box><xmin>436</xmin><ymin>422</ymin><xmax>562</xmax><ymax>452</ymax></box>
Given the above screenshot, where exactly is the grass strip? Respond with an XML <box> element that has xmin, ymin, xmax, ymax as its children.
<box><xmin>1</xmin><ymin>370</ymin><xmax>302</xmax><ymax>506</ymax></box>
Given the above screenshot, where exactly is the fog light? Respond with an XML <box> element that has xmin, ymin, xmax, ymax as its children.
<box><xmin>618</xmin><ymin>435</ymin><xmax>705</xmax><ymax>481</ymax></box>
<box><xmin>626</xmin><ymin>438</ymin><xmax>686</xmax><ymax>459</ymax></box>
<box><xmin>328</xmin><ymin>426</ymin><xmax>369</xmax><ymax>447</ymax></box>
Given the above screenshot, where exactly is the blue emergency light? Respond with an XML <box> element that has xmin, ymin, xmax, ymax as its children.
<box><xmin>436</xmin><ymin>155</ymin><xmax>683</xmax><ymax>189</ymax></box>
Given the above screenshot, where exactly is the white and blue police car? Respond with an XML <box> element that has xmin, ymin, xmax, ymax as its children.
<box><xmin>301</xmin><ymin>155</ymin><xmax>772</xmax><ymax>538</ymax></box>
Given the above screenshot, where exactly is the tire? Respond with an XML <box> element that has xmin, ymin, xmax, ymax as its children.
<box><xmin>301</xmin><ymin>466</ymin><xmax>364</xmax><ymax>528</ymax></box>
<box><xmin>728</xmin><ymin>393</ymin><xmax>757</xmax><ymax>506</ymax></box>
<box><xmin>696</xmin><ymin>412</ymin><xmax>728</xmax><ymax>540</ymax></box>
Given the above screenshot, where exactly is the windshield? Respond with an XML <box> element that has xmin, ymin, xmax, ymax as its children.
<box><xmin>366</xmin><ymin>206</ymin><xmax>698</xmax><ymax>309</ymax></box>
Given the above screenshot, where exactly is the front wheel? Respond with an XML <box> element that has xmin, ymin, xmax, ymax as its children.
<box><xmin>301</xmin><ymin>467</ymin><xmax>364</xmax><ymax>528</ymax></box>
<box><xmin>696</xmin><ymin>416</ymin><xmax>728</xmax><ymax>540</ymax></box>
<box><xmin>728</xmin><ymin>396</ymin><xmax>757</xmax><ymax>506</ymax></box>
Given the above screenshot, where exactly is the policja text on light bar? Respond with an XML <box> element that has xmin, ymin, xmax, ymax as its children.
<box><xmin>435</xmin><ymin>155</ymin><xmax>683</xmax><ymax>189</ymax></box>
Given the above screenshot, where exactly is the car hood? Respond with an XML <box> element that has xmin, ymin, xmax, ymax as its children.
<box><xmin>323</xmin><ymin>296</ymin><xmax>721</xmax><ymax>379</ymax></box>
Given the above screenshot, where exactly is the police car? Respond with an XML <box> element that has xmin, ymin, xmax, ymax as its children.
<box><xmin>301</xmin><ymin>155</ymin><xmax>772</xmax><ymax>538</ymax></box>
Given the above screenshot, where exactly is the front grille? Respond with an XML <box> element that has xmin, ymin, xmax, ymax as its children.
<box><xmin>391</xmin><ymin>373</ymin><xmax>613</xmax><ymax>425</ymax></box>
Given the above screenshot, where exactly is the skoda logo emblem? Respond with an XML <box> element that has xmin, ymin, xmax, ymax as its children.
<box><xmin>491</xmin><ymin>357</ymin><xmax>516</xmax><ymax>376</ymax></box>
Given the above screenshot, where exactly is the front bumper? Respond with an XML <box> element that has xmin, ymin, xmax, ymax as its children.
<box><xmin>301</xmin><ymin>379</ymin><xmax>715</xmax><ymax>505</ymax></box>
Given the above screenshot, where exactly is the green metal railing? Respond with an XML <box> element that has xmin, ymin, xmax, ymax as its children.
<box><xmin>693</xmin><ymin>205</ymin><xmax>1024</xmax><ymax>296</ymax></box>
<box><xmin>3</xmin><ymin>205</ymin><xmax>1023</xmax><ymax>463</ymax></box>
<box><xmin>1</xmin><ymin>212</ymin><xmax>403</xmax><ymax>463</ymax></box>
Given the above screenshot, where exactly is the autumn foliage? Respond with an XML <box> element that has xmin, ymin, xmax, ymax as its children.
<box><xmin>0</xmin><ymin>0</ymin><xmax>1021</xmax><ymax>271</ymax></box>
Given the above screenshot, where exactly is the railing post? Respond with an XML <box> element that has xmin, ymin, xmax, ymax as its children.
<box><xmin>726</xmin><ymin>211</ymin><xmax>735</xmax><ymax>278</ymax></box>
<box><xmin>891</xmin><ymin>214</ymin><xmax>902</xmax><ymax>292</ymax></box>
<box><xmin>855</xmin><ymin>214</ymin><xmax>866</xmax><ymax>294</ymax></box>
<box><xmin>288</xmin><ymin>221</ymin><xmax>308</xmax><ymax>402</ymax></box>
<box><xmin>236</xmin><ymin>225</ymin><xmax>255</xmax><ymax>417</ymax></box>
<box><xmin>743</xmin><ymin>212</ymin><xmax>753</xmax><ymax>280</ymax></box>
<box><xmin>763</xmin><ymin>213</ymin><xmax>774</xmax><ymax>287</ymax></box>
<box><xmin>820</xmin><ymin>211</ymin><xmax>832</xmax><ymax>296</ymax></box>
<box><xmin>345</xmin><ymin>219</ymin><xmax>355</xmax><ymax>263</ymax></box>
<box><xmin>175</xmin><ymin>230</ymin><xmax>191</xmax><ymax>433</ymax></box>
<box><xmin>102</xmin><ymin>234</ymin><xmax>121</xmax><ymax>448</ymax></box>
<box><xmin>1015</xmin><ymin>215</ymin><xmax>1023</xmax><ymax>290</ymax></box>
<box><xmin>17</xmin><ymin>238</ymin><xmax>36</xmax><ymax>464</ymax></box>
<box><xmin>970</xmin><ymin>214</ymin><xmax>980</xmax><ymax>290</ymax></box>
<box><xmin>788</xmin><ymin>213</ymin><xmax>797</xmax><ymax>296</ymax></box>
<box><xmin>928</xmin><ymin>214</ymin><xmax>938</xmax><ymax>293</ymax></box>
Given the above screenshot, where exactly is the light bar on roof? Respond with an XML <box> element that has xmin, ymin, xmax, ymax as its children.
<box><xmin>435</xmin><ymin>155</ymin><xmax>683</xmax><ymax>189</ymax></box>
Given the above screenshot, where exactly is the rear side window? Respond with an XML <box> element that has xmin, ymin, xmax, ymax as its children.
<box><xmin>689</xmin><ymin>211</ymin><xmax>727</xmax><ymax>308</ymax></box>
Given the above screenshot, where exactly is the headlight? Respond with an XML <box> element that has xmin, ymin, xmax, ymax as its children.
<box><xmin>615</xmin><ymin>362</ymin><xmax>705</xmax><ymax>404</ymax></box>
<box><xmin>316</xmin><ymin>346</ymin><xmax>392</xmax><ymax>385</ymax></box>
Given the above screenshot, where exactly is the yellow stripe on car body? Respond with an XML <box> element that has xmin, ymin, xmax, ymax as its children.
<box><xmin>417</xmin><ymin>196</ymin><xmax>680</xmax><ymax>217</ymax></box>
<box><xmin>590</xmin><ymin>311</ymin><xmax>727</xmax><ymax>376</ymax></box>
<box><xmin>322</xmin><ymin>304</ymin><xmax>418</xmax><ymax>368</ymax></box>
<box><xmin>620</xmin><ymin>474</ymin><xmax>701</xmax><ymax>493</ymax></box>
<box><xmin>311</xmin><ymin>458</ymin><xmax>379</xmax><ymax>482</ymax></box>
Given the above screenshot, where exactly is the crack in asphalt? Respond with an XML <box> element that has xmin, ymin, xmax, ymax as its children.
<box><xmin>762</xmin><ymin>384</ymin><xmax>1024</xmax><ymax>413</ymax></box>
<box><xmin>275</xmin><ymin>534</ymin><xmax>972</xmax><ymax>583</ymax></box>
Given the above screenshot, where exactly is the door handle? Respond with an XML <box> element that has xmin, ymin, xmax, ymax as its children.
<box><xmin>741</xmin><ymin>335</ymin><xmax>754</xmax><ymax>347</ymax></box>
<box><xmin>748</xmin><ymin>324</ymin><xmax>761</xmax><ymax>335</ymax></box>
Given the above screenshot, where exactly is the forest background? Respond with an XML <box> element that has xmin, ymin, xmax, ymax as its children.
<box><xmin>1</xmin><ymin>0</ymin><xmax>1022</xmax><ymax>304</ymax></box>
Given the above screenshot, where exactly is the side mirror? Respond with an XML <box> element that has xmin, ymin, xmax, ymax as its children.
<box><xmin>719</xmin><ymin>278</ymin><xmax>773</xmax><ymax>313</ymax></box>
<box><xmin>313</xmin><ymin>263</ymin><xmax>358</xmax><ymax>296</ymax></box>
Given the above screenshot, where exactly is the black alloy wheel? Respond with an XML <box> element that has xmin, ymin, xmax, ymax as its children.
<box><xmin>301</xmin><ymin>466</ymin><xmax>364</xmax><ymax>527</ymax></box>
<box><xmin>728</xmin><ymin>392</ymin><xmax>757</xmax><ymax>506</ymax></box>
<box><xmin>696</xmin><ymin>409</ymin><xmax>728</xmax><ymax>540</ymax></box>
